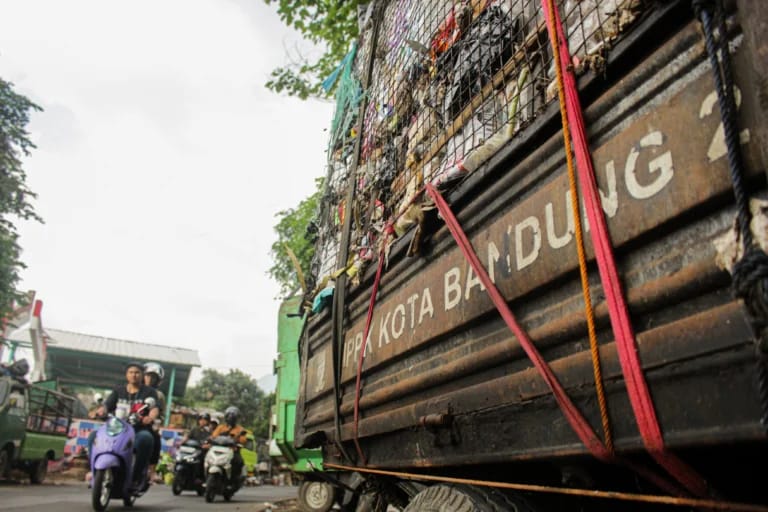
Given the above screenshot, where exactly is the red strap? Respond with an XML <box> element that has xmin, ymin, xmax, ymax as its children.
<box><xmin>353</xmin><ymin>237</ymin><xmax>389</xmax><ymax>466</ymax></box>
<box><xmin>426</xmin><ymin>184</ymin><xmax>687</xmax><ymax>497</ymax></box>
<box><xmin>425</xmin><ymin>184</ymin><xmax>610</xmax><ymax>460</ymax></box>
<box><xmin>541</xmin><ymin>1</ymin><xmax>709</xmax><ymax>498</ymax></box>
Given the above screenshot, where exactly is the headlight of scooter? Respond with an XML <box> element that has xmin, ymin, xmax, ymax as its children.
<box><xmin>106</xmin><ymin>417</ymin><xmax>125</xmax><ymax>436</ymax></box>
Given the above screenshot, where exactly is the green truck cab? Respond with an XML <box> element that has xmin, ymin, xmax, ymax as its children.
<box><xmin>272</xmin><ymin>297</ymin><xmax>331</xmax><ymax>511</ymax></box>
<box><xmin>0</xmin><ymin>370</ymin><xmax>75</xmax><ymax>484</ymax></box>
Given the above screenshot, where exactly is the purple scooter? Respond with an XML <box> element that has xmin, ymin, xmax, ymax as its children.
<box><xmin>89</xmin><ymin>397</ymin><xmax>156</xmax><ymax>511</ymax></box>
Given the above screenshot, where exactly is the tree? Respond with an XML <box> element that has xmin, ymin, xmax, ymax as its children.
<box><xmin>263</xmin><ymin>0</ymin><xmax>362</xmax><ymax>99</ymax></box>
<box><xmin>184</xmin><ymin>368</ymin><xmax>270</xmax><ymax>437</ymax></box>
<box><xmin>268</xmin><ymin>176</ymin><xmax>323</xmax><ymax>298</ymax></box>
<box><xmin>0</xmin><ymin>79</ymin><xmax>42</xmax><ymax>320</ymax></box>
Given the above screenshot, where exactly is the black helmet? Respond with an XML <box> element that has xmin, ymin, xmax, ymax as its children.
<box><xmin>224</xmin><ymin>406</ymin><xmax>240</xmax><ymax>426</ymax></box>
<box><xmin>199</xmin><ymin>412</ymin><xmax>211</xmax><ymax>421</ymax></box>
<box><xmin>124</xmin><ymin>361</ymin><xmax>144</xmax><ymax>372</ymax></box>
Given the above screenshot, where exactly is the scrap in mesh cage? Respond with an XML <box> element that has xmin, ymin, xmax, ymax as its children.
<box><xmin>307</xmin><ymin>0</ymin><xmax>650</xmax><ymax>303</ymax></box>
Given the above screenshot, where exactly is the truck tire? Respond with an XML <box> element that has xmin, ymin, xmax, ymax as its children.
<box><xmin>299</xmin><ymin>480</ymin><xmax>335</xmax><ymax>512</ymax></box>
<box><xmin>29</xmin><ymin>459</ymin><xmax>47</xmax><ymax>484</ymax></box>
<box><xmin>403</xmin><ymin>484</ymin><xmax>538</xmax><ymax>512</ymax></box>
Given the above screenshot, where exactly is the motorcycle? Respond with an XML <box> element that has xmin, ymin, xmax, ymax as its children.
<box><xmin>89</xmin><ymin>397</ymin><xmax>156</xmax><ymax>511</ymax></box>
<box><xmin>171</xmin><ymin>439</ymin><xmax>205</xmax><ymax>496</ymax></box>
<box><xmin>203</xmin><ymin>435</ymin><xmax>245</xmax><ymax>503</ymax></box>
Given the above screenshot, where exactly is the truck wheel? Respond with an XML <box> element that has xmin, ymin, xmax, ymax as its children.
<box><xmin>30</xmin><ymin>459</ymin><xmax>47</xmax><ymax>484</ymax></box>
<box><xmin>403</xmin><ymin>484</ymin><xmax>538</xmax><ymax>512</ymax></box>
<box><xmin>91</xmin><ymin>468</ymin><xmax>113</xmax><ymax>512</ymax></box>
<box><xmin>299</xmin><ymin>480</ymin><xmax>335</xmax><ymax>512</ymax></box>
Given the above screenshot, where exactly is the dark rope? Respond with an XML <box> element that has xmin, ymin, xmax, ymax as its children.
<box><xmin>329</xmin><ymin>5</ymin><xmax>384</xmax><ymax>465</ymax></box>
<box><xmin>694</xmin><ymin>0</ymin><xmax>768</xmax><ymax>430</ymax></box>
<box><xmin>757</xmin><ymin>349</ymin><xmax>768</xmax><ymax>429</ymax></box>
<box><xmin>693</xmin><ymin>0</ymin><xmax>752</xmax><ymax>248</ymax></box>
<box><xmin>732</xmin><ymin>250</ymin><xmax>768</xmax><ymax>325</ymax></box>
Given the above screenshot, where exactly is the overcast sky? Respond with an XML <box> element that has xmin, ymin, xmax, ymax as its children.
<box><xmin>0</xmin><ymin>1</ymin><xmax>333</xmax><ymax>386</ymax></box>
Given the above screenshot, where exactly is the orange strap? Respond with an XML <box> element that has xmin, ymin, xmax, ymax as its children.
<box><xmin>541</xmin><ymin>0</ymin><xmax>709</xmax><ymax>497</ymax></box>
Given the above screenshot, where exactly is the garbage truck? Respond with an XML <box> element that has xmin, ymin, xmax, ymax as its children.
<box><xmin>0</xmin><ymin>360</ymin><xmax>76</xmax><ymax>484</ymax></box>
<box><xmin>292</xmin><ymin>0</ymin><xmax>768</xmax><ymax>510</ymax></box>
<box><xmin>273</xmin><ymin>296</ymin><xmax>334</xmax><ymax>510</ymax></box>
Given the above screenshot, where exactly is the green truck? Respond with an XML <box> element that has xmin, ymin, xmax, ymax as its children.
<box><xmin>272</xmin><ymin>297</ymin><xmax>334</xmax><ymax>512</ymax></box>
<box><xmin>0</xmin><ymin>363</ymin><xmax>76</xmax><ymax>484</ymax></box>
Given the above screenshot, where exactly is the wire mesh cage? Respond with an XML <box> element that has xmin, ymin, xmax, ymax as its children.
<box><xmin>27</xmin><ymin>385</ymin><xmax>75</xmax><ymax>435</ymax></box>
<box><xmin>309</xmin><ymin>0</ymin><xmax>649</xmax><ymax>298</ymax></box>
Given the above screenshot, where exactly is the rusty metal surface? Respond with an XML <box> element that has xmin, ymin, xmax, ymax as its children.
<box><xmin>302</xmin><ymin>257</ymin><xmax>728</xmax><ymax>428</ymax></box>
<box><xmin>341</xmin><ymin>301</ymin><xmax>756</xmax><ymax>441</ymax></box>
<box><xmin>302</xmin><ymin>48</ymin><xmax>765</xmax><ymax>404</ymax></box>
<box><xmin>736</xmin><ymin>0</ymin><xmax>768</xmax><ymax>174</ymax></box>
<box><xmin>321</xmin><ymin>303</ymin><xmax>763</xmax><ymax>470</ymax></box>
<box><xmin>295</xmin><ymin>5</ymin><xmax>768</xmax><ymax>473</ymax></box>
<box><xmin>353</xmin><ymin>352</ymin><xmax>764</xmax><ymax>469</ymax></box>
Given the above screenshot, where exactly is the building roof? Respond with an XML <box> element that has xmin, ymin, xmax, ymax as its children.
<box><xmin>7</xmin><ymin>327</ymin><xmax>201</xmax><ymax>397</ymax></box>
<box><xmin>43</xmin><ymin>329</ymin><xmax>201</xmax><ymax>367</ymax></box>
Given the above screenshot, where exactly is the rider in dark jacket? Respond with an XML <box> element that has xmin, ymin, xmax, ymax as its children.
<box><xmin>183</xmin><ymin>413</ymin><xmax>212</xmax><ymax>444</ymax></box>
<box><xmin>88</xmin><ymin>362</ymin><xmax>159</xmax><ymax>487</ymax></box>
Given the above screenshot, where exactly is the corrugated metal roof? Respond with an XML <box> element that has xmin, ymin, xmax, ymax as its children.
<box><xmin>11</xmin><ymin>328</ymin><xmax>201</xmax><ymax>367</ymax></box>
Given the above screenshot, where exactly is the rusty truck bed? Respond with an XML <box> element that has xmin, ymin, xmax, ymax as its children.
<box><xmin>296</xmin><ymin>0</ymin><xmax>768</xmax><ymax>496</ymax></box>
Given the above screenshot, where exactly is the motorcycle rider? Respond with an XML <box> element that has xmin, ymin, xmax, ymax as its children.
<box><xmin>87</xmin><ymin>392</ymin><xmax>104</xmax><ymax>419</ymax></box>
<box><xmin>89</xmin><ymin>361</ymin><xmax>159</xmax><ymax>489</ymax></box>
<box><xmin>207</xmin><ymin>406</ymin><xmax>248</xmax><ymax>486</ymax></box>
<box><xmin>143</xmin><ymin>362</ymin><xmax>167</xmax><ymax>415</ymax></box>
<box><xmin>182</xmin><ymin>412</ymin><xmax>212</xmax><ymax>444</ymax></box>
<box><xmin>209</xmin><ymin>413</ymin><xmax>221</xmax><ymax>431</ymax></box>
<box><xmin>143</xmin><ymin>362</ymin><xmax>166</xmax><ymax>483</ymax></box>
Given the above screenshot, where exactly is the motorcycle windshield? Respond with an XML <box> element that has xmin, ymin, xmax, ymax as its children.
<box><xmin>106</xmin><ymin>417</ymin><xmax>125</xmax><ymax>436</ymax></box>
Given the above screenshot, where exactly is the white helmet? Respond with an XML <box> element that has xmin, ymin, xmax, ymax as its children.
<box><xmin>143</xmin><ymin>362</ymin><xmax>165</xmax><ymax>382</ymax></box>
<box><xmin>94</xmin><ymin>392</ymin><xmax>103</xmax><ymax>403</ymax></box>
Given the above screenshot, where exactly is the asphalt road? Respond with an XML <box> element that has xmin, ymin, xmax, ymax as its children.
<box><xmin>0</xmin><ymin>482</ymin><xmax>299</xmax><ymax>511</ymax></box>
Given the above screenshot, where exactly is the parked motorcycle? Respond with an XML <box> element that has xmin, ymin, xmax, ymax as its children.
<box><xmin>203</xmin><ymin>435</ymin><xmax>245</xmax><ymax>503</ymax></box>
<box><xmin>172</xmin><ymin>439</ymin><xmax>205</xmax><ymax>496</ymax></box>
<box><xmin>89</xmin><ymin>397</ymin><xmax>155</xmax><ymax>511</ymax></box>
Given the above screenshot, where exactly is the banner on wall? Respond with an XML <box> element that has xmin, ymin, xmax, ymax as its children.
<box><xmin>65</xmin><ymin>418</ymin><xmax>185</xmax><ymax>457</ymax></box>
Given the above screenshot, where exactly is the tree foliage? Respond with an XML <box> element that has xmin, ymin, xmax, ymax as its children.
<box><xmin>0</xmin><ymin>78</ymin><xmax>42</xmax><ymax>319</ymax></box>
<box><xmin>264</xmin><ymin>0</ymin><xmax>362</xmax><ymax>99</ymax></box>
<box><xmin>184</xmin><ymin>368</ymin><xmax>272</xmax><ymax>438</ymax></box>
<box><xmin>268</xmin><ymin>177</ymin><xmax>323</xmax><ymax>298</ymax></box>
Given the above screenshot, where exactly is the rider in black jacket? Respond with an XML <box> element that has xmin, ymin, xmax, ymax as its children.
<box><xmin>88</xmin><ymin>362</ymin><xmax>159</xmax><ymax>487</ymax></box>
